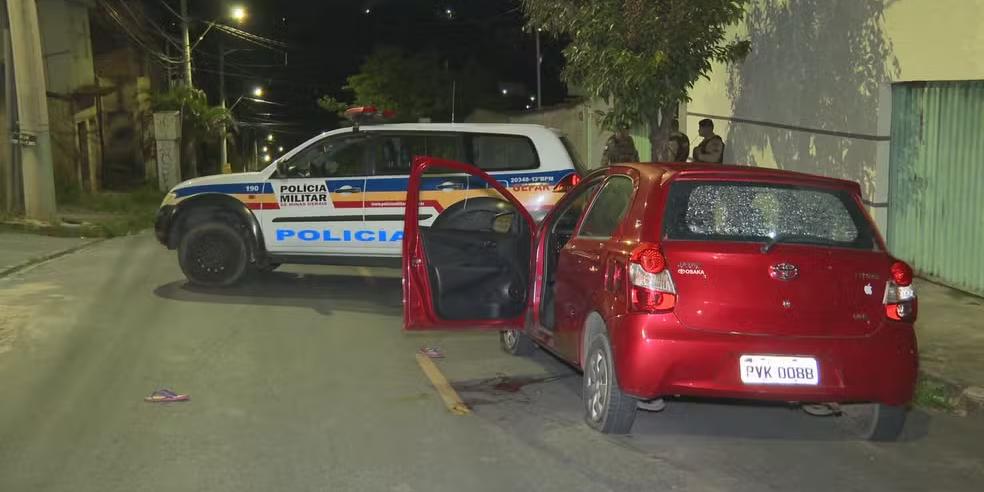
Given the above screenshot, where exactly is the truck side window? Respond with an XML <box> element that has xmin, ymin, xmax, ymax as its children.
<box><xmin>372</xmin><ymin>133</ymin><xmax>464</xmax><ymax>175</ymax></box>
<box><xmin>282</xmin><ymin>136</ymin><xmax>369</xmax><ymax>178</ymax></box>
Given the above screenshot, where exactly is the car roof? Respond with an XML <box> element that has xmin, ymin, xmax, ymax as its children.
<box><xmin>358</xmin><ymin>123</ymin><xmax>560</xmax><ymax>136</ymax></box>
<box><xmin>594</xmin><ymin>162</ymin><xmax>862</xmax><ymax>193</ymax></box>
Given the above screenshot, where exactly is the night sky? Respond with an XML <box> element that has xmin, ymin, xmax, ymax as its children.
<box><xmin>128</xmin><ymin>0</ymin><xmax>567</xmax><ymax>149</ymax></box>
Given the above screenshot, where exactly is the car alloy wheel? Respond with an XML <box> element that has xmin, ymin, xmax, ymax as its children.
<box><xmin>585</xmin><ymin>348</ymin><xmax>610</xmax><ymax>423</ymax></box>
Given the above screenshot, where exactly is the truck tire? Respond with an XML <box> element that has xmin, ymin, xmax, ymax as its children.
<box><xmin>178</xmin><ymin>222</ymin><xmax>249</xmax><ymax>287</ymax></box>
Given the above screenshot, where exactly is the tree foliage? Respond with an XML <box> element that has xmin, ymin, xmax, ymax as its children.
<box><xmin>320</xmin><ymin>46</ymin><xmax>501</xmax><ymax>123</ymax></box>
<box><xmin>521</xmin><ymin>0</ymin><xmax>751</xmax><ymax>157</ymax></box>
<box><xmin>151</xmin><ymin>85</ymin><xmax>234</xmax><ymax>177</ymax></box>
<box><xmin>151</xmin><ymin>85</ymin><xmax>234</xmax><ymax>142</ymax></box>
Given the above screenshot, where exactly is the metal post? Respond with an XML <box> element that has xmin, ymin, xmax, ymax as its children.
<box><xmin>535</xmin><ymin>29</ymin><xmax>542</xmax><ymax>110</ymax></box>
<box><xmin>450</xmin><ymin>80</ymin><xmax>456</xmax><ymax>123</ymax></box>
<box><xmin>219</xmin><ymin>39</ymin><xmax>227</xmax><ymax>172</ymax></box>
<box><xmin>180</xmin><ymin>0</ymin><xmax>193</xmax><ymax>86</ymax></box>
<box><xmin>6</xmin><ymin>0</ymin><xmax>56</xmax><ymax>221</ymax></box>
<box><xmin>1</xmin><ymin>0</ymin><xmax>20</xmax><ymax>213</ymax></box>
<box><xmin>252</xmin><ymin>131</ymin><xmax>258</xmax><ymax>172</ymax></box>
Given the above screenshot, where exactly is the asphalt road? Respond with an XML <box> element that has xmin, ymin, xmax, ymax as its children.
<box><xmin>0</xmin><ymin>233</ymin><xmax>982</xmax><ymax>492</ymax></box>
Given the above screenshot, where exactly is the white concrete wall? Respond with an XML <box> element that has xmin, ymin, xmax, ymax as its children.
<box><xmin>686</xmin><ymin>0</ymin><xmax>984</xmax><ymax>229</ymax></box>
<box><xmin>38</xmin><ymin>0</ymin><xmax>95</xmax><ymax>94</ymax></box>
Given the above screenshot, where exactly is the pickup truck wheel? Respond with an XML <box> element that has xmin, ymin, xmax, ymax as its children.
<box><xmin>583</xmin><ymin>333</ymin><xmax>637</xmax><ymax>434</ymax></box>
<box><xmin>178</xmin><ymin>222</ymin><xmax>248</xmax><ymax>287</ymax></box>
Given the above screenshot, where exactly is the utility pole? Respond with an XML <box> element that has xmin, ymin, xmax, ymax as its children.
<box><xmin>218</xmin><ymin>38</ymin><xmax>227</xmax><ymax>171</ymax></box>
<box><xmin>535</xmin><ymin>29</ymin><xmax>542</xmax><ymax>110</ymax></box>
<box><xmin>6</xmin><ymin>0</ymin><xmax>56</xmax><ymax>221</ymax></box>
<box><xmin>1</xmin><ymin>0</ymin><xmax>21</xmax><ymax>213</ymax></box>
<box><xmin>180</xmin><ymin>0</ymin><xmax>193</xmax><ymax>86</ymax></box>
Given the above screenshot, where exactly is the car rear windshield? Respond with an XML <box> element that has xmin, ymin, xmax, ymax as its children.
<box><xmin>663</xmin><ymin>181</ymin><xmax>878</xmax><ymax>250</ymax></box>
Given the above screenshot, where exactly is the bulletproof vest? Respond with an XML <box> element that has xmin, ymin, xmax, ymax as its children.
<box><xmin>694</xmin><ymin>135</ymin><xmax>725</xmax><ymax>163</ymax></box>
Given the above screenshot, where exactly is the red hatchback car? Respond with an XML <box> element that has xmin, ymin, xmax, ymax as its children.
<box><xmin>402</xmin><ymin>157</ymin><xmax>918</xmax><ymax>441</ymax></box>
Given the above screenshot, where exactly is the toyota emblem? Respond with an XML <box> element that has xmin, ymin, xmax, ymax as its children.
<box><xmin>769</xmin><ymin>263</ymin><xmax>799</xmax><ymax>281</ymax></box>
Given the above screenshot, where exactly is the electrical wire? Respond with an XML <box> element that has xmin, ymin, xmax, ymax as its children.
<box><xmin>113</xmin><ymin>0</ymin><xmax>182</xmax><ymax>50</ymax></box>
<box><xmin>97</xmin><ymin>0</ymin><xmax>183</xmax><ymax>64</ymax></box>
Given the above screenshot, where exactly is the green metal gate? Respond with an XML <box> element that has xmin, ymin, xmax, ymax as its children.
<box><xmin>888</xmin><ymin>81</ymin><xmax>984</xmax><ymax>296</ymax></box>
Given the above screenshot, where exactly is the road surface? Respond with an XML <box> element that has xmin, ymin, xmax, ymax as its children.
<box><xmin>0</xmin><ymin>234</ymin><xmax>981</xmax><ymax>491</ymax></box>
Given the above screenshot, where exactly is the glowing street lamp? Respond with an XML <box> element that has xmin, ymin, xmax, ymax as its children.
<box><xmin>252</xmin><ymin>86</ymin><xmax>264</xmax><ymax>97</ymax></box>
<box><xmin>231</xmin><ymin>6</ymin><xmax>247</xmax><ymax>23</ymax></box>
<box><xmin>262</xmin><ymin>146</ymin><xmax>269</xmax><ymax>152</ymax></box>
<box><xmin>266</xmin><ymin>134</ymin><xmax>275</xmax><ymax>142</ymax></box>
<box><xmin>277</xmin><ymin>146</ymin><xmax>284</xmax><ymax>152</ymax></box>
<box><xmin>263</xmin><ymin>154</ymin><xmax>272</xmax><ymax>163</ymax></box>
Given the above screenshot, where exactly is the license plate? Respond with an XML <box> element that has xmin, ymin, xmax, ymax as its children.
<box><xmin>739</xmin><ymin>355</ymin><xmax>819</xmax><ymax>385</ymax></box>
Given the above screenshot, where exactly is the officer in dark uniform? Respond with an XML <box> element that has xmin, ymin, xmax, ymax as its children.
<box><xmin>665</xmin><ymin>118</ymin><xmax>690</xmax><ymax>162</ymax></box>
<box><xmin>693</xmin><ymin>118</ymin><xmax>725</xmax><ymax>163</ymax></box>
<box><xmin>601</xmin><ymin>127</ymin><xmax>640</xmax><ymax>166</ymax></box>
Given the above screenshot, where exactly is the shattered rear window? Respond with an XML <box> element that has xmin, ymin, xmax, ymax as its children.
<box><xmin>662</xmin><ymin>181</ymin><xmax>877</xmax><ymax>250</ymax></box>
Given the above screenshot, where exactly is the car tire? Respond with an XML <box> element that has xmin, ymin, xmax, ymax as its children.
<box><xmin>178</xmin><ymin>222</ymin><xmax>249</xmax><ymax>288</ymax></box>
<box><xmin>500</xmin><ymin>329</ymin><xmax>535</xmax><ymax>356</ymax></box>
<box><xmin>842</xmin><ymin>403</ymin><xmax>907</xmax><ymax>442</ymax></box>
<box><xmin>583</xmin><ymin>333</ymin><xmax>637</xmax><ymax>434</ymax></box>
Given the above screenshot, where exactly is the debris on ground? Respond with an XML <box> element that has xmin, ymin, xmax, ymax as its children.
<box><xmin>144</xmin><ymin>389</ymin><xmax>190</xmax><ymax>403</ymax></box>
<box><xmin>418</xmin><ymin>345</ymin><xmax>444</xmax><ymax>359</ymax></box>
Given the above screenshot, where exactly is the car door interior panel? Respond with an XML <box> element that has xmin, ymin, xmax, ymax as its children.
<box><xmin>419</xmin><ymin>224</ymin><xmax>530</xmax><ymax>321</ymax></box>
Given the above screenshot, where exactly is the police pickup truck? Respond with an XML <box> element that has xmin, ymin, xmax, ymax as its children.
<box><xmin>154</xmin><ymin>109</ymin><xmax>586</xmax><ymax>287</ymax></box>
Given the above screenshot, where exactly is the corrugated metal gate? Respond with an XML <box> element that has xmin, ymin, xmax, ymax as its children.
<box><xmin>888</xmin><ymin>81</ymin><xmax>984</xmax><ymax>296</ymax></box>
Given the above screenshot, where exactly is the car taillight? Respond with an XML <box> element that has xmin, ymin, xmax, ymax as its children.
<box><xmin>884</xmin><ymin>261</ymin><xmax>916</xmax><ymax>321</ymax></box>
<box><xmin>891</xmin><ymin>261</ymin><xmax>913</xmax><ymax>286</ymax></box>
<box><xmin>553</xmin><ymin>173</ymin><xmax>581</xmax><ymax>193</ymax></box>
<box><xmin>628</xmin><ymin>246</ymin><xmax>676</xmax><ymax>313</ymax></box>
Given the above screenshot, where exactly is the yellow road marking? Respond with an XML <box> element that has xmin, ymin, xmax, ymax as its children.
<box><xmin>415</xmin><ymin>353</ymin><xmax>471</xmax><ymax>416</ymax></box>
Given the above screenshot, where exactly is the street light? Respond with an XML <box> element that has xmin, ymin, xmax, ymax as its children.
<box><xmin>253</xmin><ymin>86</ymin><xmax>264</xmax><ymax>97</ymax></box>
<box><xmin>267</xmin><ymin>134</ymin><xmax>274</xmax><ymax>142</ymax></box>
<box><xmin>501</xmin><ymin>88</ymin><xmax>508</xmax><ymax>96</ymax></box>
<box><xmin>262</xmin><ymin>146</ymin><xmax>269</xmax><ymax>152</ymax></box>
<box><xmin>231</xmin><ymin>6</ymin><xmax>247</xmax><ymax>23</ymax></box>
<box><xmin>278</xmin><ymin>146</ymin><xmax>284</xmax><ymax>152</ymax></box>
<box><xmin>263</xmin><ymin>154</ymin><xmax>272</xmax><ymax>163</ymax></box>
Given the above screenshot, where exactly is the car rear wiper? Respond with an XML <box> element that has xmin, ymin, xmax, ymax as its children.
<box><xmin>760</xmin><ymin>233</ymin><xmax>825</xmax><ymax>254</ymax></box>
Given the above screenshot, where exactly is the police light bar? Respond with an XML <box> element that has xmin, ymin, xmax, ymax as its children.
<box><xmin>344</xmin><ymin>106</ymin><xmax>397</xmax><ymax>127</ymax></box>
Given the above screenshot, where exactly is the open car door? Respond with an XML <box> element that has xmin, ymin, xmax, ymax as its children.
<box><xmin>403</xmin><ymin>156</ymin><xmax>536</xmax><ymax>331</ymax></box>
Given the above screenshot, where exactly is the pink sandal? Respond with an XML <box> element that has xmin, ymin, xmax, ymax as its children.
<box><xmin>144</xmin><ymin>389</ymin><xmax>190</xmax><ymax>403</ymax></box>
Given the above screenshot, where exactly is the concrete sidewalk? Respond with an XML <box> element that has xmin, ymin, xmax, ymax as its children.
<box><xmin>0</xmin><ymin>232</ymin><xmax>96</xmax><ymax>277</ymax></box>
<box><xmin>915</xmin><ymin>279</ymin><xmax>984</xmax><ymax>391</ymax></box>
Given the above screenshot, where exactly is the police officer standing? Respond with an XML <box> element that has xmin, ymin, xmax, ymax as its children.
<box><xmin>693</xmin><ymin>118</ymin><xmax>725</xmax><ymax>163</ymax></box>
<box><xmin>601</xmin><ymin>127</ymin><xmax>640</xmax><ymax>166</ymax></box>
<box><xmin>665</xmin><ymin>118</ymin><xmax>690</xmax><ymax>162</ymax></box>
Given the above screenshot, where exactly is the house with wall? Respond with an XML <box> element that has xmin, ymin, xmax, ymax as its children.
<box><xmin>470</xmin><ymin>0</ymin><xmax>984</xmax><ymax>296</ymax></box>
<box><xmin>685</xmin><ymin>0</ymin><xmax>984</xmax><ymax>296</ymax></box>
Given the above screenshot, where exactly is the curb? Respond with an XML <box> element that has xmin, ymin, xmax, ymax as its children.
<box><xmin>0</xmin><ymin>239</ymin><xmax>107</xmax><ymax>280</ymax></box>
<box><xmin>916</xmin><ymin>369</ymin><xmax>982</xmax><ymax>415</ymax></box>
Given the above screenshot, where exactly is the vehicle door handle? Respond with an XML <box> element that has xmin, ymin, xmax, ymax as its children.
<box><xmin>335</xmin><ymin>185</ymin><xmax>362</xmax><ymax>193</ymax></box>
<box><xmin>437</xmin><ymin>181</ymin><xmax>464</xmax><ymax>191</ymax></box>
